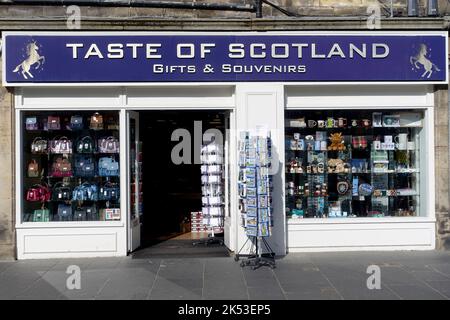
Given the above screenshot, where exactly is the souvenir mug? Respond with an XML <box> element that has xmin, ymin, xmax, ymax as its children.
<box><xmin>373</xmin><ymin>140</ymin><xmax>381</xmax><ymax>150</ymax></box>
<box><xmin>337</xmin><ymin>117</ymin><xmax>347</xmax><ymax>128</ymax></box>
<box><xmin>351</xmin><ymin>119</ymin><xmax>359</xmax><ymax>127</ymax></box>
<box><xmin>315</xmin><ymin>141</ymin><xmax>321</xmax><ymax>151</ymax></box>
<box><xmin>298</xmin><ymin>118</ymin><xmax>307</xmax><ymax>128</ymax></box>
<box><xmin>361</xmin><ymin>119</ymin><xmax>371</xmax><ymax>128</ymax></box>
<box><xmin>318</xmin><ymin>120</ymin><xmax>325</xmax><ymax>128</ymax></box>
<box><xmin>298</xmin><ymin>139</ymin><xmax>305</xmax><ymax>150</ymax></box>
<box><xmin>384</xmin><ymin>135</ymin><xmax>393</xmax><ymax>143</ymax></box>
<box><xmin>308</xmin><ymin>120</ymin><xmax>317</xmax><ymax>128</ymax></box>
<box><xmin>394</xmin><ymin>133</ymin><xmax>408</xmax><ymax>150</ymax></box>
<box><xmin>326</xmin><ymin>117</ymin><xmax>336</xmax><ymax>128</ymax></box>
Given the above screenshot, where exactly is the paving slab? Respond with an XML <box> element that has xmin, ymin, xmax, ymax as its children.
<box><xmin>95</xmin><ymin>267</ymin><xmax>158</xmax><ymax>300</ymax></box>
<box><xmin>388</xmin><ymin>284</ymin><xmax>447</xmax><ymax>300</ymax></box>
<box><xmin>1</xmin><ymin>251</ymin><xmax>450</xmax><ymax>300</ymax></box>
<box><xmin>149</xmin><ymin>276</ymin><xmax>203</xmax><ymax>300</ymax></box>
<box><xmin>247</xmin><ymin>287</ymin><xmax>286</xmax><ymax>300</ymax></box>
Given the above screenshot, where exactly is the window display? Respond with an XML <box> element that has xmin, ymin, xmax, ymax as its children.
<box><xmin>285</xmin><ymin>110</ymin><xmax>423</xmax><ymax>219</ymax></box>
<box><xmin>22</xmin><ymin>111</ymin><xmax>121</xmax><ymax>222</ymax></box>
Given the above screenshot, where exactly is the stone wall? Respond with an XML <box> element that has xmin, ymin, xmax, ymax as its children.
<box><xmin>0</xmin><ymin>56</ymin><xmax>15</xmax><ymax>260</ymax></box>
<box><xmin>0</xmin><ymin>0</ymin><xmax>449</xmax><ymax>20</ymax></box>
<box><xmin>435</xmin><ymin>86</ymin><xmax>450</xmax><ymax>250</ymax></box>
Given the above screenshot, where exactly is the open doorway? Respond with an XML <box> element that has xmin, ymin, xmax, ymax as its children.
<box><xmin>129</xmin><ymin>110</ymin><xmax>231</xmax><ymax>258</ymax></box>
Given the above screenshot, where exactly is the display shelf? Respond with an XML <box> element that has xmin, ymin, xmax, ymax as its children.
<box><xmin>285</xmin><ymin>110</ymin><xmax>422</xmax><ymax>219</ymax></box>
<box><xmin>23</xmin><ymin>111</ymin><xmax>121</xmax><ymax>223</ymax></box>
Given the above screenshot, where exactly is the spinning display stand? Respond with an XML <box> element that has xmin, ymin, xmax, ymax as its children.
<box><xmin>235</xmin><ymin>130</ymin><xmax>275</xmax><ymax>269</ymax></box>
<box><xmin>193</xmin><ymin>139</ymin><xmax>225</xmax><ymax>246</ymax></box>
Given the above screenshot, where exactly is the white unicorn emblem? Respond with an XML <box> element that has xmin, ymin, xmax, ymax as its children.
<box><xmin>410</xmin><ymin>43</ymin><xmax>440</xmax><ymax>79</ymax></box>
<box><xmin>12</xmin><ymin>41</ymin><xmax>45</xmax><ymax>79</ymax></box>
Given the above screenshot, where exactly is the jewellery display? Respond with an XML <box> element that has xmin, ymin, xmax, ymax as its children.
<box><xmin>22</xmin><ymin>111</ymin><xmax>121</xmax><ymax>222</ymax></box>
<box><xmin>285</xmin><ymin>110</ymin><xmax>423</xmax><ymax>219</ymax></box>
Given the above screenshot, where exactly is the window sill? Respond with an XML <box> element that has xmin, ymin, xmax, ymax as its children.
<box><xmin>16</xmin><ymin>221</ymin><xmax>125</xmax><ymax>229</ymax></box>
<box><xmin>286</xmin><ymin>216</ymin><xmax>436</xmax><ymax>225</ymax></box>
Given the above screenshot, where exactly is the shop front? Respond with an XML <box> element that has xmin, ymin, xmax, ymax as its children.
<box><xmin>2</xmin><ymin>31</ymin><xmax>447</xmax><ymax>259</ymax></box>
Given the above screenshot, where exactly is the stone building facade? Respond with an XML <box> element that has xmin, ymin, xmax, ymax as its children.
<box><xmin>0</xmin><ymin>0</ymin><xmax>449</xmax><ymax>259</ymax></box>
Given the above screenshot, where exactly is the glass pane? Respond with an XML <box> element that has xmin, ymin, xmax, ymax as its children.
<box><xmin>22</xmin><ymin>111</ymin><xmax>121</xmax><ymax>222</ymax></box>
<box><xmin>284</xmin><ymin>110</ymin><xmax>423</xmax><ymax>219</ymax></box>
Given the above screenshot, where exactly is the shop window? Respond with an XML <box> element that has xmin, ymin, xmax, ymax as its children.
<box><xmin>22</xmin><ymin>111</ymin><xmax>121</xmax><ymax>222</ymax></box>
<box><xmin>285</xmin><ymin>110</ymin><xmax>425</xmax><ymax>219</ymax></box>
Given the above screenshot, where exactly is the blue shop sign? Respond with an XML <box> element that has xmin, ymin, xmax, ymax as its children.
<box><xmin>2</xmin><ymin>32</ymin><xmax>448</xmax><ymax>85</ymax></box>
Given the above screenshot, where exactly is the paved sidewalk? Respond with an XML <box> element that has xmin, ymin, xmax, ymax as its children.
<box><xmin>2</xmin><ymin>251</ymin><xmax>450</xmax><ymax>300</ymax></box>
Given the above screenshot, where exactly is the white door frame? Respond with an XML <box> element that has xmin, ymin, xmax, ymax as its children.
<box><xmin>126</xmin><ymin>110</ymin><xmax>141</xmax><ymax>252</ymax></box>
<box><xmin>125</xmin><ymin>108</ymin><xmax>237</xmax><ymax>253</ymax></box>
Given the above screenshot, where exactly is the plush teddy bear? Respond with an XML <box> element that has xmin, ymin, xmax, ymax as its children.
<box><xmin>328</xmin><ymin>133</ymin><xmax>346</xmax><ymax>151</ymax></box>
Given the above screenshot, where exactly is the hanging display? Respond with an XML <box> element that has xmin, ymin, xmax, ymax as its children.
<box><xmin>22</xmin><ymin>111</ymin><xmax>121</xmax><ymax>222</ymax></box>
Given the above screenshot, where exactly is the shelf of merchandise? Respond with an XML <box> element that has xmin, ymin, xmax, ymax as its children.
<box><xmin>23</xmin><ymin>114</ymin><xmax>121</xmax><ymax>223</ymax></box>
<box><xmin>285</xmin><ymin>121</ymin><xmax>421</xmax><ymax>220</ymax></box>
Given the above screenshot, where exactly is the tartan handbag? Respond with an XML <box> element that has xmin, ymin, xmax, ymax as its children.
<box><xmin>72</xmin><ymin>183</ymin><xmax>98</xmax><ymax>201</ymax></box>
<box><xmin>47</xmin><ymin>116</ymin><xmax>61</xmax><ymax>130</ymax></box>
<box><xmin>27</xmin><ymin>159</ymin><xmax>40</xmax><ymax>178</ymax></box>
<box><xmin>98</xmin><ymin>136</ymin><xmax>120</xmax><ymax>153</ymax></box>
<box><xmin>76</xmin><ymin>136</ymin><xmax>95</xmax><ymax>153</ymax></box>
<box><xmin>26</xmin><ymin>184</ymin><xmax>51</xmax><ymax>202</ymax></box>
<box><xmin>70</xmin><ymin>115</ymin><xmax>84</xmax><ymax>130</ymax></box>
<box><xmin>51</xmin><ymin>156</ymin><xmax>73</xmax><ymax>177</ymax></box>
<box><xmin>50</xmin><ymin>136</ymin><xmax>73</xmax><ymax>154</ymax></box>
<box><xmin>57</xmin><ymin>203</ymin><xmax>72</xmax><ymax>221</ymax></box>
<box><xmin>73</xmin><ymin>207</ymin><xmax>86</xmax><ymax>221</ymax></box>
<box><xmin>25</xmin><ymin>117</ymin><xmax>39</xmax><ymax>130</ymax></box>
<box><xmin>52</xmin><ymin>182</ymin><xmax>72</xmax><ymax>201</ymax></box>
<box><xmin>98</xmin><ymin>157</ymin><xmax>120</xmax><ymax>176</ymax></box>
<box><xmin>99</xmin><ymin>182</ymin><xmax>120</xmax><ymax>201</ymax></box>
<box><xmin>89</xmin><ymin>113</ymin><xmax>104</xmax><ymax>130</ymax></box>
<box><xmin>31</xmin><ymin>137</ymin><xmax>48</xmax><ymax>154</ymax></box>
<box><xmin>33</xmin><ymin>207</ymin><xmax>50</xmax><ymax>222</ymax></box>
<box><xmin>74</xmin><ymin>155</ymin><xmax>96</xmax><ymax>177</ymax></box>
<box><xmin>105</xmin><ymin>115</ymin><xmax>119</xmax><ymax>130</ymax></box>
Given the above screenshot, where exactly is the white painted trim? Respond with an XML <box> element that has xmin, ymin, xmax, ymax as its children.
<box><xmin>287</xmin><ymin>217</ymin><xmax>436</xmax><ymax>225</ymax></box>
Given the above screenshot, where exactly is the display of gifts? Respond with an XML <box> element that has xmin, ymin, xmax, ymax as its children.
<box><xmin>238</xmin><ymin>130</ymin><xmax>273</xmax><ymax>238</ymax></box>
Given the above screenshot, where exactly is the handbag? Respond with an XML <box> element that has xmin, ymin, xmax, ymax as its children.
<box><xmin>25</xmin><ymin>117</ymin><xmax>39</xmax><ymax>130</ymax></box>
<box><xmin>27</xmin><ymin>159</ymin><xmax>40</xmax><ymax>178</ymax></box>
<box><xmin>70</xmin><ymin>115</ymin><xmax>84</xmax><ymax>130</ymax></box>
<box><xmin>57</xmin><ymin>203</ymin><xmax>72</xmax><ymax>221</ymax></box>
<box><xmin>51</xmin><ymin>156</ymin><xmax>73</xmax><ymax>177</ymax></box>
<box><xmin>352</xmin><ymin>136</ymin><xmax>368</xmax><ymax>149</ymax></box>
<box><xmin>76</xmin><ymin>136</ymin><xmax>95</xmax><ymax>153</ymax></box>
<box><xmin>73</xmin><ymin>205</ymin><xmax>98</xmax><ymax>221</ymax></box>
<box><xmin>89</xmin><ymin>113</ymin><xmax>104</xmax><ymax>130</ymax></box>
<box><xmin>52</xmin><ymin>182</ymin><xmax>72</xmax><ymax>201</ymax></box>
<box><xmin>85</xmin><ymin>206</ymin><xmax>99</xmax><ymax>220</ymax></box>
<box><xmin>73</xmin><ymin>207</ymin><xmax>86</xmax><ymax>221</ymax></box>
<box><xmin>47</xmin><ymin>116</ymin><xmax>61</xmax><ymax>130</ymax></box>
<box><xmin>74</xmin><ymin>155</ymin><xmax>96</xmax><ymax>177</ymax></box>
<box><xmin>98</xmin><ymin>136</ymin><xmax>120</xmax><ymax>153</ymax></box>
<box><xmin>106</xmin><ymin>116</ymin><xmax>119</xmax><ymax>130</ymax></box>
<box><xmin>26</xmin><ymin>184</ymin><xmax>51</xmax><ymax>202</ymax></box>
<box><xmin>32</xmin><ymin>207</ymin><xmax>50</xmax><ymax>222</ymax></box>
<box><xmin>31</xmin><ymin>137</ymin><xmax>48</xmax><ymax>154</ymax></box>
<box><xmin>50</xmin><ymin>136</ymin><xmax>73</xmax><ymax>154</ymax></box>
<box><xmin>98</xmin><ymin>157</ymin><xmax>120</xmax><ymax>176</ymax></box>
<box><xmin>99</xmin><ymin>182</ymin><xmax>120</xmax><ymax>201</ymax></box>
<box><xmin>72</xmin><ymin>183</ymin><xmax>98</xmax><ymax>201</ymax></box>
